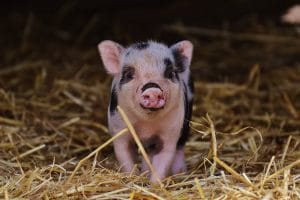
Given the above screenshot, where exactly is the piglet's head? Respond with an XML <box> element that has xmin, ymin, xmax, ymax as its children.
<box><xmin>98</xmin><ymin>40</ymin><xmax>193</xmax><ymax>118</ymax></box>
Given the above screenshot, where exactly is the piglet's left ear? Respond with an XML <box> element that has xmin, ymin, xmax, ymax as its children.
<box><xmin>98</xmin><ymin>40</ymin><xmax>124</xmax><ymax>75</ymax></box>
<box><xmin>170</xmin><ymin>40</ymin><xmax>193</xmax><ymax>68</ymax></box>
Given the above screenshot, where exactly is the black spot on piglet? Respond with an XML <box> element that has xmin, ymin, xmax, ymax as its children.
<box><xmin>163</xmin><ymin>57</ymin><xmax>179</xmax><ymax>82</ymax></box>
<box><xmin>119</xmin><ymin>66</ymin><xmax>135</xmax><ymax>87</ymax></box>
<box><xmin>142</xmin><ymin>135</ymin><xmax>163</xmax><ymax>155</ymax></box>
<box><xmin>163</xmin><ymin>58</ymin><xmax>173</xmax><ymax>67</ymax></box>
<box><xmin>172</xmin><ymin>48</ymin><xmax>188</xmax><ymax>73</ymax></box>
<box><xmin>127</xmin><ymin>135</ymin><xmax>163</xmax><ymax>159</ymax></box>
<box><xmin>132</xmin><ymin>42</ymin><xmax>149</xmax><ymax>50</ymax></box>
<box><xmin>177</xmin><ymin>81</ymin><xmax>193</xmax><ymax>148</ymax></box>
<box><xmin>188</xmin><ymin>73</ymin><xmax>194</xmax><ymax>93</ymax></box>
<box><xmin>109</xmin><ymin>85</ymin><xmax>118</xmax><ymax>114</ymax></box>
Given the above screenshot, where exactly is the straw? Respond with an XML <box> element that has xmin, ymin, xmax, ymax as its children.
<box><xmin>68</xmin><ymin>128</ymin><xmax>128</xmax><ymax>182</ymax></box>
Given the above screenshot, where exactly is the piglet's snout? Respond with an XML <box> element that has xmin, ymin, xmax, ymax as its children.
<box><xmin>139</xmin><ymin>88</ymin><xmax>165</xmax><ymax>109</ymax></box>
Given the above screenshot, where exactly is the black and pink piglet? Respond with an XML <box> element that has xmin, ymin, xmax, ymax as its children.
<box><xmin>98</xmin><ymin>40</ymin><xmax>194</xmax><ymax>182</ymax></box>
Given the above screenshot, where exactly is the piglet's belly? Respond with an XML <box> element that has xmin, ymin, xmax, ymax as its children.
<box><xmin>133</xmin><ymin>117</ymin><xmax>181</xmax><ymax>138</ymax></box>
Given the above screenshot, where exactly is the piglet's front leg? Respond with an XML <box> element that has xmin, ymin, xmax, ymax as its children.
<box><xmin>150</xmin><ymin>141</ymin><xmax>177</xmax><ymax>182</ymax></box>
<box><xmin>113</xmin><ymin>136</ymin><xmax>136</xmax><ymax>174</ymax></box>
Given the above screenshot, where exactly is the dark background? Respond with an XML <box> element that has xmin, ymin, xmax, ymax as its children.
<box><xmin>0</xmin><ymin>0</ymin><xmax>299</xmax><ymax>46</ymax></box>
<box><xmin>1</xmin><ymin>0</ymin><xmax>299</xmax><ymax>82</ymax></box>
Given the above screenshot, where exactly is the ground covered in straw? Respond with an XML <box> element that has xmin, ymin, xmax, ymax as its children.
<box><xmin>0</xmin><ymin>11</ymin><xmax>300</xmax><ymax>200</ymax></box>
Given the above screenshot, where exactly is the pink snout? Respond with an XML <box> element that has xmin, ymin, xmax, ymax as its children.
<box><xmin>139</xmin><ymin>88</ymin><xmax>165</xmax><ymax>110</ymax></box>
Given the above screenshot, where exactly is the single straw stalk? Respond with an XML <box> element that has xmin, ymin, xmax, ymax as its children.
<box><xmin>194</xmin><ymin>177</ymin><xmax>206</xmax><ymax>199</ymax></box>
<box><xmin>281</xmin><ymin>135</ymin><xmax>292</xmax><ymax>165</ymax></box>
<box><xmin>206</xmin><ymin>113</ymin><xmax>217</xmax><ymax>175</ymax></box>
<box><xmin>261</xmin><ymin>156</ymin><xmax>275</xmax><ymax>189</ymax></box>
<box><xmin>10</xmin><ymin>144</ymin><xmax>46</xmax><ymax>161</ymax></box>
<box><xmin>213</xmin><ymin>156</ymin><xmax>254</xmax><ymax>188</ymax></box>
<box><xmin>0</xmin><ymin>116</ymin><xmax>23</xmax><ymax>126</ymax></box>
<box><xmin>4</xmin><ymin>189</ymin><xmax>9</xmax><ymax>200</ymax></box>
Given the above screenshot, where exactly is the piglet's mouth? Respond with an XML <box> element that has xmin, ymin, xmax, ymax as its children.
<box><xmin>138</xmin><ymin>86</ymin><xmax>166</xmax><ymax>112</ymax></box>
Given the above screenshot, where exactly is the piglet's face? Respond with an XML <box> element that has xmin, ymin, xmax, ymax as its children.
<box><xmin>98</xmin><ymin>40</ymin><xmax>193</xmax><ymax>119</ymax></box>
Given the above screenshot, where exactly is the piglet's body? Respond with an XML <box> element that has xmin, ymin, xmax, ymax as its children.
<box><xmin>98</xmin><ymin>40</ymin><xmax>194</xmax><ymax>182</ymax></box>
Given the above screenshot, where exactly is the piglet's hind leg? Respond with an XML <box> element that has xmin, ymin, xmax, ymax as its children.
<box><xmin>150</xmin><ymin>143</ymin><xmax>176</xmax><ymax>182</ymax></box>
<box><xmin>141</xmin><ymin>156</ymin><xmax>152</xmax><ymax>174</ymax></box>
<box><xmin>171</xmin><ymin>148</ymin><xmax>187</xmax><ymax>175</ymax></box>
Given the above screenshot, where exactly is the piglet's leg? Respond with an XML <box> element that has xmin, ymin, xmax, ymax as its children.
<box><xmin>150</xmin><ymin>143</ymin><xmax>176</xmax><ymax>182</ymax></box>
<box><xmin>113</xmin><ymin>137</ymin><xmax>136</xmax><ymax>174</ymax></box>
<box><xmin>141</xmin><ymin>156</ymin><xmax>151</xmax><ymax>174</ymax></box>
<box><xmin>171</xmin><ymin>148</ymin><xmax>187</xmax><ymax>175</ymax></box>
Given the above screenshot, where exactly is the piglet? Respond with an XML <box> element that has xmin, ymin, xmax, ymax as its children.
<box><xmin>98</xmin><ymin>40</ymin><xmax>194</xmax><ymax>182</ymax></box>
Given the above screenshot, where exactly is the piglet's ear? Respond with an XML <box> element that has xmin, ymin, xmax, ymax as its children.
<box><xmin>170</xmin><ymin>40</ymin><xmax>193</xmax><ymax>69</ymax></box>
<box><xmin>98</xmin><ymin>40</ymin><xmax>124</xmax><ymax>75</ymax></box>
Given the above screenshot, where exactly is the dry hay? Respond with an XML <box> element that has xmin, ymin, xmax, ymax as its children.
<box><xmin>0</xmin><ymin>22</ymin><xmax>300</xmax><ymax>200</ymax></box>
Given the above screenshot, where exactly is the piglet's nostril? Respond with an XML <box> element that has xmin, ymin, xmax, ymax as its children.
<box><xmin>143</xmin><ymin>95</ymin><xmax>150</xmax><ymax>99</ymax></box>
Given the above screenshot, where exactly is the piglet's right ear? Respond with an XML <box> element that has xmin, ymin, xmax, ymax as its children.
<box><xmin>98</xmin><ymin>40</ymin><xmax>124</xmax><ymax>75</ymax></box>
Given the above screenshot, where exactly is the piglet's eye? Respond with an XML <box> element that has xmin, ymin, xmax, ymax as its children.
<box><xmin>123</xmin><ymin>67</ymin><xmax>134</xmax><ymax>79</ymax></box>
<box><xmin>120</xmin><ymin>66</ymin><xmax>135</xmax><ymax>85</ymax></box>
<box><xmin>163</xmin><ymin>58</ymin><xmax>178</xmax><ymax>81</ymax></box>
<box><xmin>167</xmin><ymin>70</ymin><xmax>176</xmax><ymax>79</ymax></box>
<box><xmin>164</xmin><ymin>67</ymin><xmax>177</xmax><ymax>80</ymax></box>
